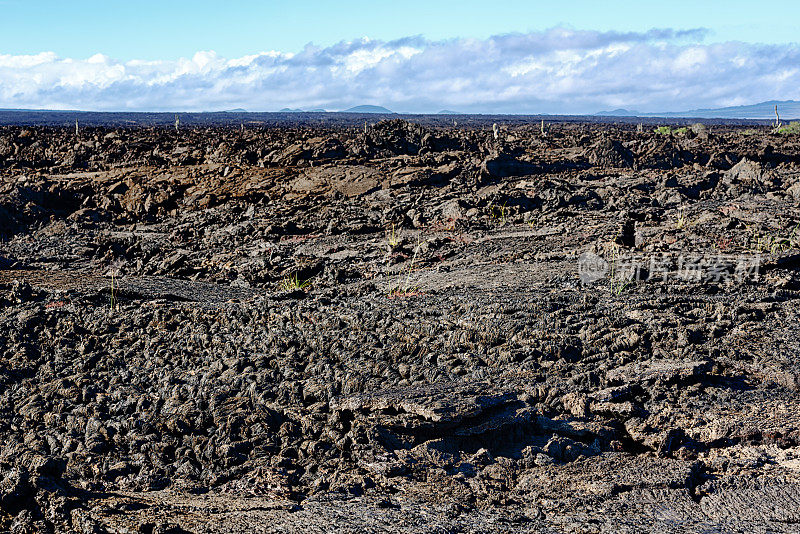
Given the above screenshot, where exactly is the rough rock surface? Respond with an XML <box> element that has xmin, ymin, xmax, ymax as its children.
<box><xmin>1</xmin><ymin>118</ymin><xmax>800</xmax><ymax>531</ymax></box>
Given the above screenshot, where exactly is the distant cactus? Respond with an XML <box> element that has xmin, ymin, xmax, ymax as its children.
<box><xmin>75</xmin><ymin>118</ymin><xmax>79</xmax><ymax>137</ymax></box>
<box><xmin>493</xmin><ymin>123</ymin><xmax>499</xmax><ymax>140</ymax></box>
<box><xmin>175</xmin><ymin>114</ymin><xmax>180</xmax><ymax>131</ymax></box>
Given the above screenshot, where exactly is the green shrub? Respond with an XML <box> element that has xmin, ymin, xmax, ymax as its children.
<box><xmin>777</xmin><ymin>121</ymin><xmax>800</xmax><ymax>135</ymax></box>
<box><xmin>654</xmin><ymin>126</ymin><xmax>689</xmax><ymax>136</ymax></box>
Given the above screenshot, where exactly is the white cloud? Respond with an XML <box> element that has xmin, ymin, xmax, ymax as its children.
<box><xmin>673</xmin><ymin>47</ymin><xmax>709</xmax><ymax>71</ymax></box>
<box><xmin>0</xmin><ymin>27</ymin><xmax>798</xmax><ymax>113</ymax></box>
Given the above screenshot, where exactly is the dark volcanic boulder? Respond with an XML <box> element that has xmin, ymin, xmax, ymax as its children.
<box><xmin>355</xmin><ymin>119</ymin><xmax>463</xmax><ymax>158</ymax></box>
<box><xmin>588</xmin><ymin>137</ymin><xmax>634</xmax><ymax>168</ymax></box>
<box><xmin>690</xmin><ymin>122</ymin><xmax>709</xmax><ymax>140</ymax></box>
<box><xmin>636</xmin><ymin>139</ymin><xmax>696</xmax><ymax>169</ymax></box>
<box><xmin>725</xmin><ymin>158</ymin><xmax>763</xmax><ymax>183</ymax></box>
<box><xmin>310</xmin><ymin>137</ymin><xmax>347</xmax><ymax>161</ymax></box>
<box><xmin>706</xmin><ymin>151</ymin><xmax>738</xmax><ymax>170</ymax></box>
<box><xmin>363</xmin><ymin>119</ymin><xmax>428</xmax><ymax>157</ymax></box>
<box><xmin>481</xmin><ymin>152</ymin><xmax>540</xmax><ymax>178</ymax></box>
<box><xmin>722</xmin><ymin>158</ymin><xmax>775</xmax><ymax>188</ymax></box>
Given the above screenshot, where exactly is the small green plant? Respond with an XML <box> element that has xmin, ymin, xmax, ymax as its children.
<box><xmin>388</xmin><ymin>237</ymin><xmax>422</xmax><ymax>297</ymax></box>
<box><xmin>675</xmin><ymin>207</ymin><xmax>688</xmax><ymax>230</ymax></box>
<box><xmin>610</xmin><ymin>276</ymin><xmax>633</xmax><ymax>296</ymax></box>
<box><xmin>108</xmin><ymin>259</ymin><xmax>123</xmax><ymax>315</ymax></box>
<box><xmin>776</xmin><ymin>121</ymin><xmax>800</xmax><ymax>135</ymax></box>
<box><xmin>653</xmin><ymin>126</ymin><xmax>688</xmax><ymax>136</ymax></box>
<box><xmin>280</xmin><ymin>272</ymin><xmax>312</xmax><ymax>291</ymax></box>
<box><xmin>748</xmin><ymin>223</ymin><xmax>800</xmax><ymax>254</ymax></box>
<box><xmin>387</xmin><ymin>223</ymin><xmax>400</xmax><ymax>248</ymax></box>
<box><xmin>110</xmin><ymin>270</ymin><xmax>117</xmax><ymax>314</ymax></box>
<box><xmin>488</xmin><ymin>200</ymin><xmax>508</xmax><ymax>225</ymax></box>
<box><xmin>607</xmin><ymin>245</ymin><xmax>634</xmax><ymax>296</ymax></box>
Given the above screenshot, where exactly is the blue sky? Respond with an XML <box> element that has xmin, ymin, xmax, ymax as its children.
<box><xmin>2</xmin><ymin>0</ymin><xmax>799</xmax><ymax>58</ymax></box>
<box><xmin>0</xmin><ymin>1</ymin><xmax>799</xmax><ymax>113</ymax></box>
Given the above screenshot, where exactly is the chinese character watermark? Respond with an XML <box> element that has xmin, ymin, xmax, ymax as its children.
<box><xmin>577</xmin><ymin>252</ymin><xmax>760</xmax><ymax>286</ymax></box>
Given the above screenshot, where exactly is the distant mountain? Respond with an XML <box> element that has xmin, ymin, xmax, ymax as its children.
<box><xmin>223</xmin><ymin>108</ymin><xmax>248</xmax><ymax>113</ymax></box>
<box><xmin>437</xmin><ymin>110</ymin><xmax>463</xmax><ymax>115</ymax></box>
<box><xmin>595</xmin><ymin>100</ymin><xmax>800</xmax><ymax>120</ymax></box>
<box><xmin>595</xmin><ymin>108</ymin><xmax>642</xmax><ymax>117</ymax></box>
<box><xmin>657</xmin><ymin>100</ymin><xmax>800</xmax><ymax>120</ymax></box>
<box><xmin>0</xmin><ymin>108</ymin><xmax>55</xmax><ymax>112</ymax></box>
<box><xmin>279</xmin><ymin>107</ymin><xmax>328</xmax><ymax>113</ymax></box>
<box><xmin>341</xmin><ymin>105</ymin><xmax>394</xmax><ymax>114</ymax></box>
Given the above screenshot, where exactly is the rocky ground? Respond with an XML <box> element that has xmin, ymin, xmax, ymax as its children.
<box><xmin>2</xmin><ymin>118</ymin><xmax>800</xmax><ymax>532</ymax></box>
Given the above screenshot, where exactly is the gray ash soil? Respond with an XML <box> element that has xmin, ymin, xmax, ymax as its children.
<box><xmin>2</xmin><ymin>119</ymin><xmax>800</xmax><ymax>532</ymax></box>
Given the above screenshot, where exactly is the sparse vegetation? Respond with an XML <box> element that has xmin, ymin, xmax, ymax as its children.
<box><xmin>388</xmin><ymin>236</ymin><xmax>423</xmax><ymax>297</ymax></box>
<box><xmin>108</xmin><ymin>259</ymin><xmax>122</xmax><ymax>315</ymax></box>
<box><xmin>675</xmin><ymin>207</ymin><xmax>688</xmax><ymax>230</ymax></box>
<box><xmin>109</xmin><ymin>270</ymin><xmax>117</xmax><ymax>314</ymax></box>
<box><xmin>654</xmin><ymin>126</ymin><xmax>688</xmax><ymax>136</ymax></box>
<box><xmin>610</xmin><ymin>276</ymin><xmax>633</xmax><ymax>296</ymax></box>
<box><xmin>280</xmin><ymin>272</ymin><xmax>312</xmax><ymax>291</ymax></box>
<box><xmin>387</xmin><ymin>222</ymin><xmax>400</xmax><ymax>248</ymax></box>
<box><xmin>488</xmin><ymin>200</ymin><xmax>508</xmax><ymax>225</ymax></box>
<box><xmin>748</xmin><ymin>223</ymin><xmax>800</xmax><ymax>254</ymax></box>
<box><xmin>776</xmin><ymin>121</ymin><xmax>800</xmax><ymax>135</ymax></box>
<box><xmin>607</xmin><ymin>245</ymin><xmax>634</xmax><ymax>296</ymax></box>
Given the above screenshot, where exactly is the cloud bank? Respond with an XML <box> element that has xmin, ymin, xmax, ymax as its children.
<box><xmin>1</xmin><ymin>27</ymin><xmax>799</xmax><ymax>114</ymax></box>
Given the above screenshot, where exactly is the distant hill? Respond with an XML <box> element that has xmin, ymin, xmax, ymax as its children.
<box><xmin>279</xmin><ymin>107</ymin><xmax>328</xmax><ymax>113</ymax></box>
<box><xmin>223</xmin><ymin>108</ymin><xmax>248</xmax><ymax>113</ymax></box>
<box><xmin>437</xmin><ymin>110</ymin><xmax>463</xmax><ymax>115</ymax></box>
<box><xmin>341</xmin><ymin>105</ymin><xmax>394</xmax><ymax>114</ymax></box>
<box><xmin>595</xmin><ymin>100</ymin><xmax>800</xmax><ymax>120</ymax></box>
<box><xmin>595</xmin><ymin>108</ymin><xmax>642</xmax><ymax>117</ymax></box>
